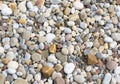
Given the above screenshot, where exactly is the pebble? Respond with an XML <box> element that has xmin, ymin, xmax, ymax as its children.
<box><xmin>7</xmin><ymin>61</ymin><xmax>18</xmax><ymax>69</ymax></box>
<box><xmin>41</xmin><ymin>66</ymin><xmax>54</xmax><ymax>78</ymax></box>
<box><xmin>46</xmin><ymin>33</ymin><xmax>55</xmax><ymax>43</ymax></box>
<box><xmin>64</xmin><ymin>7</ymin><xmax>71</xmax><ymax>15</ymax></box>
<box><xmin>31</xmin><ymin>52</ymin><xmax>41</xmax><ymax>62</ymax></box>
<box><xmin>102</xmin><ymin>73</ymin><xmax>112</xmax><ymax>84</ymax></box>
<box><xmin>49</xmin><ymin>44</ymin><xmax>56</xmax><ymax>53</ymax></box>
<box><xmin>61</xmin><ymin>47</ymin><xmax>69</xmax><ymax>55</ymax></box>
<box><xmin>1</xmin><ymin>7</ymin><xmax>12</xmax><ymax>16</ymax></box>
<box><xmin>114</xmin><ymin>66</ymin><xmax>120</xmax><ymax>75</ymax></box>
<box><xmin>54</xmin><ymin>77</ymin><xmax>65</xmax><ymax>84</ymax></box>
<box><xmin>56</xmin><ymin>52</ymin><xmax>67</xmax><ymax>63</ymax></box>
<box><xmin>87</xmin><ymin>54</ymin><xmax>98</xmax><ymax>65</ymax></box>
<box><xmin>110</xmin><ymin>41</ymin><xmax>117</xmax><ymax>49</ymax></box>
<box><xmin>39</xmin><ymin>43</ymin><xmax>44</xmax><ymax>50</ymax></box>
<box><xmin>74</xmin><ymin>75</ymin><xmax>85</xmax><ymax>84</ymax></box>
<box><xmin>14</xmin><ymin>78</ymin><xmax>28</xmax><ymax>84</ymax></box>
<box><xmin>112</xmin><ymin>33</ymin><xmax>120</xmax><ymax>41</ymax></box>
<box><xmin>67</xmin><ymin>21</ymin><xmax>75</xmax><ymax>27</ymax></box>
<box><xmin>0</xmin><ymin>74</ymin><xmax>6</xmax><ymax>84</ymax></box>
<box><xmin>22</xmin><ymin>30</ymin><xmax>31</xmax><ymax>41</ymax></box>
<box><xmin>48</xmin><ymin>54</ymin><xmax>57</xmax><ymax>63</ymax></box>
<box><xmin>50</xmin><ymin>0</ymin><xmax>61</xmax><ymax>4</ymax></box>
<box><xmin>80</xmin><ymin>22</ymin><xmax>87</xmax><ymax>29</ymax></box>
<box><xmin>54</xmin><ymin>64</ymin><xmax>63</xmax><ymax>72</ymax></box>
<box><xmin>73</xmin><ymin>1</ymin><xmax>84</xmax><ymax>10</ymax></box>
<box><xmin>68</xmin><ymin>45</ymin><xmax>74</xmax><ymax>55</ymax></box>
<box><xmin>64</xmin><ymin>28</ymin><xmax>72</xmax><ymax>34</ymax></box>
<box><xmin>106</xmin><ymin>60</ymin><xmax>118</xmax><ymax>70</ymax></box>
<box><xmin>104</xmin><ymin>36</ymin><xmax>113</xmax><ymax>43</ymax></box>
<box><xmin>0</xmin><ymin>47</ymin><xmax>4</xmax><ymax>55</ymax></box>
<box><xmin>7</xmin><ymin>68</ymin><xmax>16</xmax><ymax>74</ymax></box>
<box><xmin>64</xmin><ymin>63</ymin><xmax>75</xmax><ymax>74</ymax></box>
<box><xmin>18</xmin><ymin>1</ymin><xmax>26</xmax><ymax>12</ymax></box>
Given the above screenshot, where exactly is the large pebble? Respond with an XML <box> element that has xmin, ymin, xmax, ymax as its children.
<box><xmin>74</xmin><ymin>75</ymin><xmax>85</xmax><ymax>83</ymax></box>
<box><xmin>73</xmin><ymin>1</ymin><xmax>84</xmax><ymax>10</ymax></box>
<box><xmin>104</xmin><ymin>36</ymin><xmax>113</xmax><ymax>43</ymax></box>
<box><xmin>114</xmin><ymin>66</ymin><xmax>120</xmax><ymax>75</ymax></box>
<box><xmin>14</xmin><ymin>78</ymin><xmax>28</xmax><ymax>84</ymax></box>
<box><xmin>46</xmin><ymin>33</ymin><xmax>55</xmax><ymax>43</ymax></box>
<box><xmin>7</xmin><ymin>61</ymin><xmax>18</xmax><ymax>69</ymax></box>
<box><xmin>106</xmin><ymin>60</ymin><xmax>118</xmax><ymax>70</ymax></box>
<box><xmin>102</xmin><ymin>73</ymin><xmax>112</xmax><ymax>84</ymax></box>
<box><xmin>64</xmin><ymin>63</ymin><xmax>75</xmax><ymax>74</ymax></box>
<box><xmin>112</xmin><ymin>33</ymin><xmax>120</xmax><ymax>41</ymax></box>
<box><xmin>1</xmin><ymin>7</ymin><xmax>12</xmax><ymax>16</ymax></box>
<box><xmin>32</xmin><ymin>53</ymin><xmax>41</xmax><ymax>62</ymax></box>
<box><xmin>18</xmin><ymin>1</ymin><xmax>26</xmax><ymax>12</ymax></box>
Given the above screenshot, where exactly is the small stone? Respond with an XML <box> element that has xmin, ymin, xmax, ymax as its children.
<box><xmin>112</xmin><ymin>33</ymin><xmax>120</xmax><ymax>41</ymax></box>
<box><xmin>54</xmin><ymin>64</ymin><xmax>63</xmax><ymax>72</ymax></box>
<box><xmin>46</xmin><ymin>33</ymin><xmax>55</xmax><ymax>43</ymax></box>
<box><xmin>56</xmin><ymin>52</ymin><xmax>67</xmax><ymax>63</ymax></box>
<box><xmin>68</xmin><ymin>45</ymin><xmax>74</xmax><ymax>55</ymax></box>
<box><xmin>35</xmin><ymin>73</ymin><xmax>41</xmax><ymax>81</ymax></box>
<box><xmin>6</xmin><ymin>75</ymin><xmax>13</xmax><ymax>82</ymax></box>
<box><xmin>1</xmin><ymin>7</ymin><xmax>12</xmax><ymax>16</ymax></box>
<box><xmin>64</xmin><ymin>7</ymin><xmax>71</xmax><ymax>15</ymax></box>
<box><xmin>31</xmin><ymin>52</ymin><xmax>41</xmax><ymax>62</ymax></box>
<box><xmin>69</xmin><ymin>14</ymin><xmax>79</xmax><ymax>21</ymax></box>
<box><xmin>7</xmin><ymin>61</ymin><xmax>18</xmax><ymax>69</ymax></box>
<box><xmin>10</xmin><ymin>37</ymin><xmax>18</xmax><ymax>47</ymax></box>
<box><xmin>110</xmin><ymin>41</ymin><xmax>117</xmax><ymax>49</ymax></box>
<box><xmin>64</xmin><ymin>63</ymin><xmax>75</xmax><ymax>74</ymax></box>
<box><xmin>73</xmin><ymin>1</ymin><xmax>84</xmax><ymax>10</ymax></box>
<box><xmin>61</xmin><ymin>47</ymin><xmax>69</xmax><ymax>55</ymax></box>
<box><xmin>41</xmin><ymin>50</ymin><xmax>49</xmax><ymax>58</ymax></box>
<box><xmin>37</xmin><ymin>0</ymin><xmax>45</xmax><ymax>8</ymax></box>
<box><xmin>19</xmin><ymin>19</ymin><xmax>27</xmax><ymax>24</ymax></box>
<box><xmin>104</xmin><ymin>36</ymin><xmax>113</xmax><ymax>43</ymax></box>
<box><xmin>49</xmin><ymin>44</ymin><xmax>56</xmax><ymax>53</ymax></box>
<box><xmin>22</xmin><ymin>30</ymin><xmax>31</xmax><ymax>41</ymax></box>
<box><xmin>0</xmin><ymin>74</ymin><xmax>6</xmax><ymax>84</ymax></box>
<box><xmin>0</xmin><ymin>47</ymin><xmax>4</xmax><ymax>55</ymax></box>
<box><xmin>80</xmin><ymin>22</ymin><xmax>87</xmax><ymax>29</ymax></box>
<box><xmin>102</xmin><ymin>73</ymin><xmax>112</xmax><ymax>84</ymax></box>
<box><xmin>7</xmin><ymin>68</ymin><xmax>16</xmax><ymax>74</ymax></box>
<box><xmin>25</xmin><ymin>60</ymin><xmax>31</xmax><ymax>65</ymax></box>
<box><xmin>74</xmin><ymin>75</ymin><xmax>85</xmax><ymax>84</ymax></box>
<box><xmin>2</xmin><ymin>58</ymin><xmax>10</xmax><ymax>64</ymax></box>
<box><xmin>38</xmin><ymin>36</ymin><xmax>46</xmax><ymax>42</ymax></box>
<box><xmin>48</xmin><ymin>54</ymin><xmax>57</xmax><ymax>63</ymax></box>
<box><xmin>87</xmin><ymin>54</ymin><xmax>98</xmax><ymax>65</ymax></box>
<box><xmin>41</xmin><ymin>66</ymin><xmax>54</xmax><ymax>78</ymax></box>
<box><xmin>64</xmin><ymin>28</ymin><xmax>72</xmax><ymax>34</ymax></box>
<box><xmin>9</xmin><ymin>3</ymin><xmax>17</xmax><ymax>11</ymax></box>
<box><xmin>14</xmin><ymin>78</ymin><xmax>28</xmax><ymax>84</ymax></box>
<box><xmin>54</xmin><ymin>77</ymin><xmax>65</xmax><ymax>84</ymax></box>
<box><xmin>18</xmin><ymin>1</ymin><xmax>26</xmax><ymax>13</ymax></box>
<box><xmin>114</xmin><ymin>66</ymin><xmax>120</xmax><ymax>75</ymax></box>
<box><xmin>67</xmin><ymin>21</ymin><xmax>75</xmax><ymax>27</ymax></box>
<box><xmin>39</xmin><ymin>43</ymin><xmax>44</xmax><ymax>50</ymax></box>
<box><xmin>106</xmin><ymin>60</ymin><xmax>118</xmax><ymax>70</ymax></box>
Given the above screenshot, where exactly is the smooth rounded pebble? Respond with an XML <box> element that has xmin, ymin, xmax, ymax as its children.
<box><xmin>14</xmin><ymin>78</ymin><xmax>28</xmax><ymax>84</ymax></box>
<box><xmin>112</xmin><ymin>33</ymin><xmax>120</xmax><ymax>41</ymax></box>
<box><xmin>61</xmin><ymin>47</ymin><xmax>69</xmax><ymax>55</ymax></box>
<box><xmin>7</xmin><ymin>68</ymin><xmax>16</xmax><ymax>74</ymax></box>
<box><xmin>73</xmin><ymin>1</ymin><xmax>84</xmax><ymax>10</ymax></box>
<box><xmin>1</xmin><ymin>7</ymin><xmax>12</xmax><ymax>16</ymax></box>
<box><xmin>0</xmin><ymin>47</ymin><xmax>4</xmax><ymax>54</ymax></box>
<box><xmin>47</xmin><ymin>54</ymin><xmax>57</xmax><ymax>63</ymax></box>
<box><xmin>46</xmin><ymin>33</ymin><xmax>55</xmax><ymax>43</ymax></box>
<box><xmin>106</xmin><ymin>60</ymin><xmax>118</xmax><ymax>70</ymax></box>
<box><xmin>104</xmin><ymin>36</ymin><xmax>113</xmax><ymax>43</ymax></box>
<box><xmin>102</xmin><ymin>73</ymin><xmax>112</xmax><ymax>84</ymax></box>
<box><xmin>64</xmin><ymin>63</ymin><xmax>75</xmax><ymax>74</ymax></box>
<box><xmin>74</xmin><ymin>75</ymin><xmax>85</xmax><ymax>83</ymax></box>
<box><xmin>114</xmin><ymin>66</ymin><xmax>120</xmax><ymax>75</ymax></box>
<box><xmin>7</xmin><ymin>61</ymin><xmax>18</xmax><ymax>69</ymax></box>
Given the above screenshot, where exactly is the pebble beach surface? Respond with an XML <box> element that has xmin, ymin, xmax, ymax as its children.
<box><xmin>0</xmin><ymin>0</ymin><xmax>120</xmax><ymax>84</ymax></box>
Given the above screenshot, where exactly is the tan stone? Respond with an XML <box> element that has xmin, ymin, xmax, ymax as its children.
<box><xmin>49</xmin><ymin>44</ymin><xmax>56</xmax><ymax>53</ymax></box>
<box><xmin>64</xmin><ymin>7</ymin><xmax>70</xmax><ymax>15</ymax></box>
<box><xmin>41</xmin><ymin>66</ymin><xmax>54</xmax><ymax>78</ymax></box>
<box><xmin>9</xmin><ymin>3</ymin><xmax>17</xmax><ymax>11</ymax></box>
<box><xmin>87</xmin><ymin>54</ymin><xmax>98</xmax><ymax>65</ymax></box>
<box><xmin>2</xmin><ymin>58</ymin><xmax>10</xmax><ymax>64</ymax></box>
<box><xmin>54</xmin><ymin>64</ymin><xmax>63</xmax><ymax>72</ymax></box>
<box><xmin>37</xmin><ymin>0</ymin><xmax>45</xmax><ymax>8</ymax></box>
<box><xmin>19</xmin><ymin>19</ymin><xmax>27</xmax><ymax>24</ymax></box>
<box><xmin>0</xmin><ymin>74</ymin><xmax>6</xmax><ymax>84</ymax></box>
<box><xmin>14</xmin><ymin>78</ymin><xmax>28</xmax><ymax>84</ymax></box>
<box><xmin>25</xmin><ymin>60</ymin><xmax>31</xmax><ymax>65</ymax></box>
<box><xmin>54</xmin><ymin>77</ymin><xmax>65</xmax><ymax>84</ymax></box>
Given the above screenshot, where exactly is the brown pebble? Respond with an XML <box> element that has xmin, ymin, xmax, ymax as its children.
<box><xmin>49</xmin><ymin>44</ymin><xmax>56</xmax><ymax>53</ymax></box>
<box><xmin>41</xmin><ymin>66</ymin><xmax>54</xmax><ymax>78</ymax></box>
<box><xmin>2</xmin><ymin>58</ymin><xmax>10</xmax><ymax>65</ymax></box>
<box><xmin>54</xmin><ymin>77</ymin><xmax>65</xmax><ymax>84</ymax></box>
<box><xmin>87</xmin><ymin>54</ymin><xmax>98</xmax><ymax>65</ymax></box>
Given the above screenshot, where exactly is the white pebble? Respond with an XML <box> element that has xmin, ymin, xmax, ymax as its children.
<box><xmin>7</xmin><ymin>68</ymin><xmax>16</xmax><ymax>74</ymax></box>
<box><xmin>0</xmin><ymin>47</ymin><xmax>4</xmax><ymax>54</ymax></box>
<box><xmin>114</xmin><ymin>66</ymin><xmax>120</xmax><ymax>75</ymax></box>
<box><xmin>110</xmin><ymin>41</ymin><xmax>117</xmax><ymax>49</ymax></box>
<box><xmin>48</xmin><ymin>54</ymin><xmax>57</xmax><ymax>63</ymax></box>
<box><xmin>1</xmin><ymin>7</ymin><xmax>12</xmax><ymax>16</ymax></box>
<box><xmin>64</xmin><ymin>63</ymin><xmax>75</xmax><ymax>74</ymax></box>
<box><xmin>102</xmin><ymin>73</ymin><xmax>112</xmax><ymax>84</ymax></box>
<box><xmin>68</xmin><ymin>45</ymin><xmax>74</xmax><ymax>55</ymax></box>
<box><xmin>35</xmin><ymin>73</ymin><xmax>41</xmax><ymax>81</ymax></box>
<box><xmin>27</xmin><ymin>1</ymin><xmax>34</xmax><ymax>10</ymax></box>
<box><xmin>18</xmin><ymin>1</ymin><xmax>26</xmax><ymax>12</ymax></box>
<box><xmin>0</xmin><ymin>4</ymin><xmax>8</xmax><ymax>10</ymax></box>
<box><xmin>7</xmin><ymin>61</ymin><xmax>18</xmax><ymax>69</ymax></box>
<box><xmin>74</xmin><ymin>75</ymin><xmax>85</xmax><ymax>83</ymax></box>
<box><xmin>80</xmin><ymin>22</ymin><xmax>87</xmax><ymax>29</ymax></box>
<box><xmin>73</xmin><ymin>1</ymin><xmax>84</xmax><ymax>10</ymax></box>
<box><xmin>112</xmin><ymin>33</ymin><xmax>120</xmax><ymax>41</ymax></box>
<box><xmin>67</xmin><ymin>21</ymin><xmax>75</xmax><ymax>26</ymax></box>
<box><xmin>46</xmin><ymin>33</ymin><xmax>55</xmax><ymax>43</ymax></box>
<box><xmin>104</xmin><ymin>36</ymin><xmax>113</xmax><ymax>43</ymax></box>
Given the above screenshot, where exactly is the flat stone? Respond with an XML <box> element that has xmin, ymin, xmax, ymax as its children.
<box><xmin>41</xmin><ymin>66</ymin><xmax>54</xmax><ymax>78</ymax></box>
<box><xmin>0</xmin><ymin>74</ymin><xmax>6</xmax><ymax>84</ymax></box>
<box><xmin>87</xmin><ymin>54</ymin><xmax>98</xmax><ymax>65</ymax></box>
<box><xmin>18</xmin><ymin>1</ymin><xmax>26</xmax><ymax>12</ymax></box>
<box><xmin>31</xmin><ymin>52</ymin><xmax>41</xmax><ymax>62</ymax></box>
<box><xmin>106</xmin><ymin>60</ymin><xmax>118</xmax><ymax>70</ymax></box>
<box><xmin>74</xmin><ymin>75</ymin><xmax>85</xmax><ymax>84</ymax></box>
<box><xmin>54</xmin><ymin>77</ymin><xmax>65</xmax><ymax>84</ymax></box>
<box><xmin>56</xmin><ymin>52</ymin><xmax>67</xmax><ymax>63</ymax></box>
<box><xmin>64</xmin><ymin>63</ymin><xmax>75</xmax><ymax>74</ymax></box>
<box><xmin>14</xmin><ymin>78</ymin><xmax>28</xmax><ymax>84</ymax></box>
<box><xmin>112</xmin><ymin>33</ymin><xmax>120</xmax><ymax>41</ymax></box>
